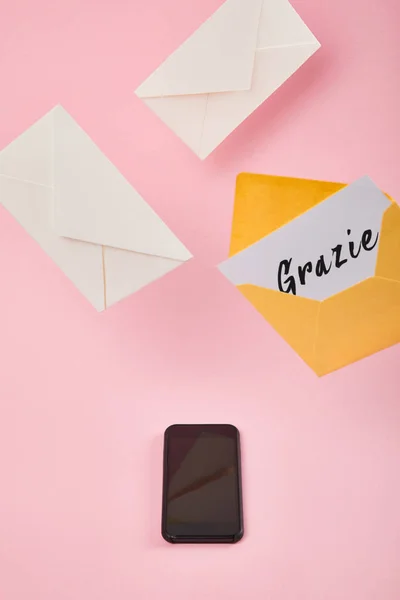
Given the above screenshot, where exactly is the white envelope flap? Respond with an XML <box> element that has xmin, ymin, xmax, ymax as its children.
<box><xmin>257</xmin><ymin>0</ymin><xmax>320</xmax><ymax>49</ymax></box>
<box><xmin>0</xmin><ymin>114</ymin><xmax>106</xmax><ymax>312</ymax></box>
<box><xmin>0</xmin><ymin>107</ymin><xmax>192</xmax><ymax>311</ymax></box>
<box><xmin>135</xmin><ymin>0</ymin><xmax>263</xmax><ymax>98</ymax></box>
<box><xmin>199</xmin><ymin>42</ymin><xmax>319</xmax><ymax>160</ymax></box>
<box><xmin>0</xmin><ymin>110</ymin><xmax>53</xmax><ymax>186</ymax></box>
<box><xmin>219</xmin><ymin>178</ymin><xmax>391</xmax><ymax>301</ymax></box>
<box><xmin>53</xmin><ymin>106</ymin><xmax>192</xmax><ymax>262</ymax></box>
<box><xmin>135</xmin><ymin>0</ymin><xmax>320</xmax><ymax>160</ymax></box>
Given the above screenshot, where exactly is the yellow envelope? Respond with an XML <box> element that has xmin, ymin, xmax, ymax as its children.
<box><xmin>220</xmin><ymin>174</ymin><xmax>400</xmax><ymax>376</ymax></box>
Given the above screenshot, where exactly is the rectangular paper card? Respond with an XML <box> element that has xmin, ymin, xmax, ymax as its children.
<box><xmin>219</xmin><ymin>174</ymin><xmax>400</xmax><ymax>376</ymax></box>
<box><xmin>0</xmin><ymin>106</ymin><xmax>192</xmax><ymax>311</ymax></box>
<box><xmin>135</xmin><ymin>0</ymin><xmax>320</xmax><ymax>159</ymax></box>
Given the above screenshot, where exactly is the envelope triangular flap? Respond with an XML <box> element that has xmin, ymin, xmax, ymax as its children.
<box><xmin>230</xmin><ymin>174</ymin><xmax>345</xmax><ymax>256</ymax></box>
<box><xmin>141</xmin><ymin>94</ymin><xmax>209</xmax><ymax>157</ymax></box>
<box><xmin>53</xmin><ymin>106</ymin><xmax>191</xmax><ymax>261</ymax></box>
<box><xmin>0</xmin><ymin>175</ymin><xmax>105</xmax><ymax>311</ymax></box>
<box><xmin>315</xmin><ymin>278</ymin><xmax>400</xmax><ymax>376</ymax></box>
<box><xmin>0</xmin><ymin>110</ymin><xmax>53</xmax><ymax>187</ymax></box>
<box><xmin>375</xmin><ymin>201</ymin><xmax>400</xmax><ymax>282</ymax></box>
<box><xmin>199</xmin><ymin>42</ymin><xmax>319</xmax><ymax>159</ymax></box>
<box><xmin>135</xmin><ymin>0</ymin><xmax>263</xmax><ymax>98</ymax></box>
<box><xmin>237</xmin><ymin>284</ymin><xmax>320</xmax><ymax>369</ymax></box>
<box><xmin>257</xmin><ymin>0</ymin><xmax>320</xmax><ymax>49</ymax></box>
<box><xmin>103</xmin><ymin>246</ymin><xmax>184</xmax><ymax>308</ymax></box>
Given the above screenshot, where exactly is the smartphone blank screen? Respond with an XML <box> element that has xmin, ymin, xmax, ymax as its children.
<box><xmin>162</xmin><ymin>424</ymin><xmax>242</xmax><ymax>542</ymax></box>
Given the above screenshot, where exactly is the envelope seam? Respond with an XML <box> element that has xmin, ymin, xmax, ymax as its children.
<box><xmin>256</xmin><ymin>42</ymin><xmax>319</xmax><ymax>51</ymax></box>
<box><xmin>250</xmin><ymin>1</ymin><xmax>264</xmax><ymax>86</ymax></box>
<box><xmin>0</xmin><ymin>174</ymin><xmax>52</xmax><ymax>189</ymax></box>
<box><xmin>198</xmin><ymin>94</ymin><xmax>210</xmax><ymax>158</ymax></box>
<box><xmin>374</xmin><ymin>275</ymin><xmax>400</xmax><ymax>285</ymax></box>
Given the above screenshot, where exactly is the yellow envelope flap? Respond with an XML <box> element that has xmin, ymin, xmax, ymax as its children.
<box><xmin>238</xmin><ymin>278</ymin><xmax>400</xmax><ymax>376</ymax></box>
<box><xmin>315</xmin><ymin>277</ymin><xmax>400</xmax><ymax>376</ymax></box>
<box><xmin>237</xmin><ymin>284</ymin><xmax>320</xmax><ymax>369</ymax></box>
<box><xmin>235</xmin><ymin>193</ymin><xmax>400</xmax><ymax>375</ymax></box>
<box><xmin>375</xmin><ymin>202</ymin><xmax>400</xmax><ymax>282</ymax></box>
<box><xmin>230</xmin><ymin>174</ymin><xmax>346</xmax><ymax>257</ymax></box>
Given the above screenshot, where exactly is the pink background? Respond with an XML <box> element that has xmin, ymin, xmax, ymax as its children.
<box><xmin>1</xmin><ymin>0</ymin><xmax>400</xmax><ymax>598</ymax></box>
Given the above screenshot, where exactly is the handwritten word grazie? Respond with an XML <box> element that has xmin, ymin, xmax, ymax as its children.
<box><xmin>278</xmin><ymin>228</ymin><xmax>379</xmax><ymax>296</ymax></box>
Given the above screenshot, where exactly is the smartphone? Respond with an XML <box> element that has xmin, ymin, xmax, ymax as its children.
<box><xmin>162</xmin><ymin>424</ymin><xmax>243</xmax><ymax>544</ymax></box>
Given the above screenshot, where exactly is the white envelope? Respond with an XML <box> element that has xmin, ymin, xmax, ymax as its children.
<box><xmin>0</xmin><ymin>106</ymin><xmax>192</xmax><ymax>311</ymax></box>
<box><xmin>135</xmin><ymin>0</ymin><xmax>320</xmax><ymax>159</ymax></box>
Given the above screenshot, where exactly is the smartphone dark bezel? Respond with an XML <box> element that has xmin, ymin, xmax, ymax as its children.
<box><xmin>162</xmin><ymin>424</ymin><xmax>244</xmax><ymax>544</ymax></box>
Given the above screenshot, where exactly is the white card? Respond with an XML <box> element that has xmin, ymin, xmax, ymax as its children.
<box><xmin>219</xmin><ymin>177</ymin><xmax>391</xmax><ymax>301</ymax></box>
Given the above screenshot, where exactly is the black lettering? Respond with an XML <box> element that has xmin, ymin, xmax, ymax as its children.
<box><xmin>298</xmin><ymin>261</ymin><xmax>313</xmax><ymax>285</ymax></box>
<box><xmin>347</xmin><ymin>229</ymin><xmax>361</xmax><ymax>258</ymax></box>
<box><xmin>278</xmin><ymin>259</ymin><xmax>296</xmax><ymax>295</ymax></box>
<box><xmin>331</xmin><ymin>244</ymin><xmax>348</xmax><ymax>268</ymax></box>
<box><xmin>276</xmin><ymin>228</ymin><xmax>379</xmax><ymax>292</ymax></box>
<box><xmin>361</xmin><ymin>229</ymin><xmax>379</xmax><ymax>251</ymax></box>
<box><xmin>316</xmin><ymin>255</ymin><xmax>332</xmax><ymax>277</ymax></box>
